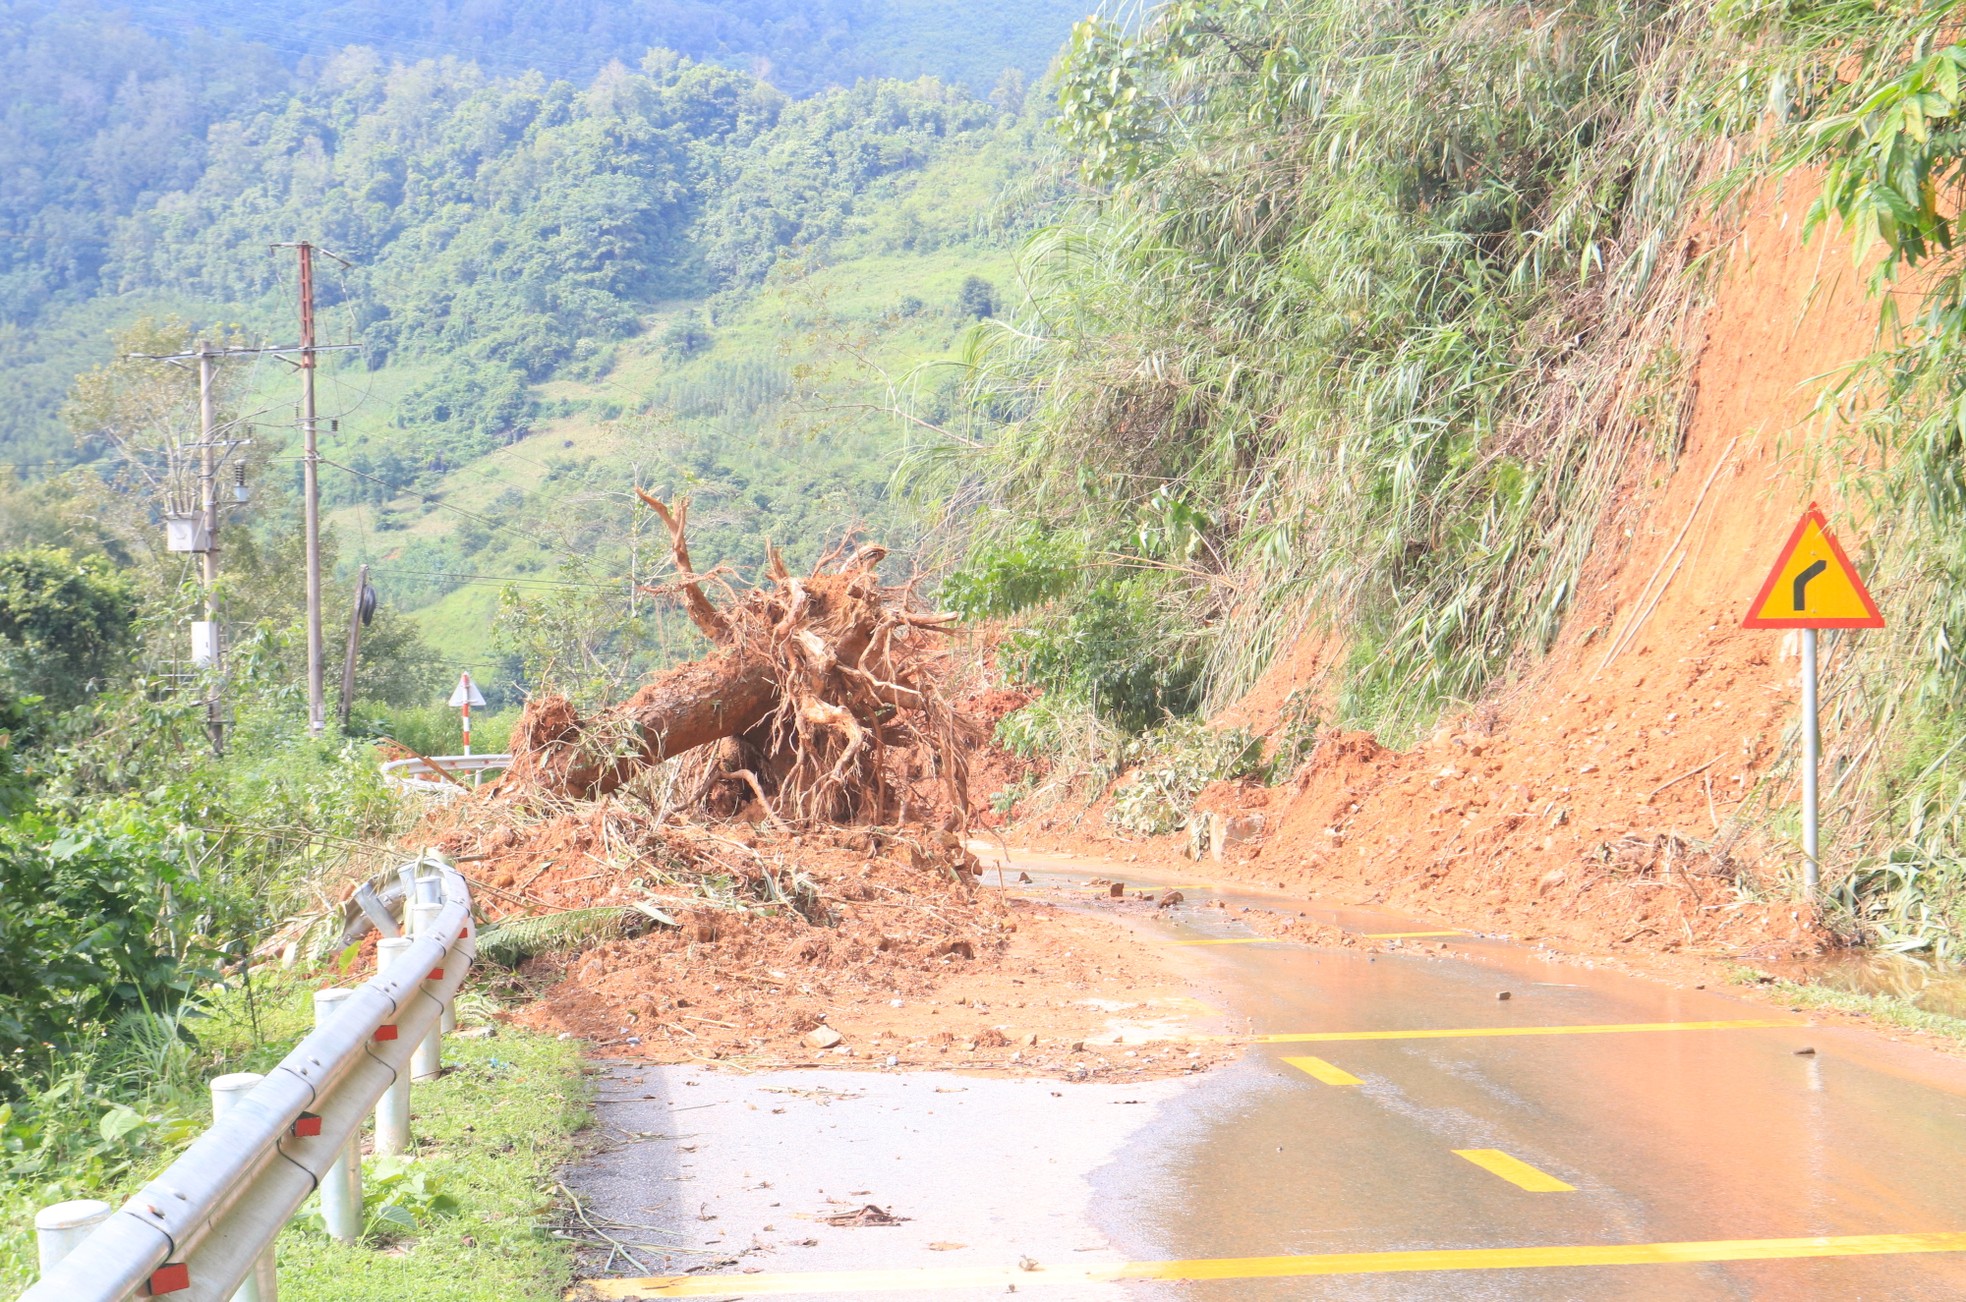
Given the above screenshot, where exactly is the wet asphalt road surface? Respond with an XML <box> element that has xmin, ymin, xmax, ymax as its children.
<box><xmin>567</xmin><ymin>848</ymin><xmax>1966</xmax><ymax>1300</ymax></box>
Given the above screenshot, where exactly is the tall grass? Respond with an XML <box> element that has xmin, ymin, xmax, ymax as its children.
<box><xmin>936</xmin><ymin>0</ymin><xmax>1966</xmax><ymax>941</ymax></box>
<box><xmin>947</xmin><ymin>0</ymin><xmax>1757</xmax><ymax>745</ymax></box>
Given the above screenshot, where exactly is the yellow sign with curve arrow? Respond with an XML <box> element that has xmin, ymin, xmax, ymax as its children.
<box><xmin>1742</xmin><ymin>506</ymin><xmax>1882</xmax><ymax>630</ymax></box>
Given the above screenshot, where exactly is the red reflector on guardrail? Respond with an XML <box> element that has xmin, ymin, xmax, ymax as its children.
<box><xmin>428</xmin><ymin>967</ymin><xmax>445</xmax><ymax>980</ymax></box>
<box><xmin>375</xmin><ymin>1025</ymin><xmax>399</xmax><ymax>1041</ymax></box>
<box><xmin>144</xmin><ymin>1262</ymin><xmax>190</xmax><ymax>1294</ymax></box>
<box><xmin>291</xmin><ymin>1112</ymin><xmax>322</xmax><ymax>1137</ymax></box>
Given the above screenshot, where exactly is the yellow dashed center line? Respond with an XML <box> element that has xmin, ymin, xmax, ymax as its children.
<box><xmin>1284</xmin><ymin>1055</ymin><xmax>1363</xmax><ymax>1086</ymax></box>
<box><xmin>1454</xmin><ymin>1148</ymin><xmax>1576</xmax><ymax>1192</ymax></box>
<box><xmin>1238</xmin><ymin>1019</ymin><xmax>1796</xmax><ymax>1043</ymax></box>
<box><xmin>581</xmin><ymin>1231</ymin><xmax>1966</xmax><ymax>1296</ymax></box>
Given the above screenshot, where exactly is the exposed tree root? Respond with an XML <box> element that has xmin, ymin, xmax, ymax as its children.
<box><xmin>505</xmin><ymin>493</ymin><xmax>976</xmax><ymax>830</ymax></box>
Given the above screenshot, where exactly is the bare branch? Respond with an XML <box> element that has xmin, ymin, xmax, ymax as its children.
<box><xmin>636</xmin><ymin>489</ymin><xmax>731</xmax><ymax>642</ymax></box>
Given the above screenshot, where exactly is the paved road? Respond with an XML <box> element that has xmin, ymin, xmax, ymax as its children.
<box><xmin>568</xmin><ymin>849</ymin><xmax>1966</xmax><ymax>1299</ymax></box>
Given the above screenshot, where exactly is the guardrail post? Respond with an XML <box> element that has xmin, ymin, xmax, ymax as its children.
<box><xmin>410</xmin><ymin>901</ymin><xmax>445</xmax><ymax>1080</ymax></box>
<box><xmin>33</xmin><ymin>1199</ymin><xmax>112</xmax><ymax>1275</ymax></box>
<box><xmin>374</xmin><ymin>937</ymin><xmax>414</xmax><ymax>1156</ymax></box>
<box><xmin>416</xmin><ymin>855</ymin><xmax>443</xmax><ymax>906</ymax></box>
<box><xmin>311</xmin><ymin>988</ymin><xmax>364</xmax><ymax>1243</ymax></box>
<box><xmin>211</xmin><ymin>1073</ymin><xmax>279</xmax><ymax>1301</ymax></box>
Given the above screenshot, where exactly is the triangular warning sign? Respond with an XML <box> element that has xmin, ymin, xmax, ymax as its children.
<box><xmin>1742</xmin><ymin>506</ymin><xmax>1883</xmax><ymax>629</ymax></box>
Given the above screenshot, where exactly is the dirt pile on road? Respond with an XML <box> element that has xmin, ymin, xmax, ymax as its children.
<box><xmin>420</xmin><ymin>798</ymin><xmax>1225</xmax><ymax>1077</ymax></box>
<box><xmin>382</xmin><ymin>502</ymin><xmax>1216</xmax><ymax>1077</ymax></box>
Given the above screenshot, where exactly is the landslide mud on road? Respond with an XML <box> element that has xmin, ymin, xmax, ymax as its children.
<box><xmin>441</xmin><ymin>814</ymin><xmax>1230</xmax><ymax>1078</ymax></box>
<box><xmin>385</xmin><ymin>498</ymin><xmax>1230</xmax><ymax>1079</ymax></box>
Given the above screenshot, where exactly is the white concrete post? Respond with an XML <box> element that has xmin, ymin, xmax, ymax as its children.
<box><xmin>310</xmin><ymin>988</ymin><xmax>363</xmax><ymax>1243</ymax></box>
<box><xmin>210</xmin><ymin>1074</ymin><xmax>278</xmax><ymax>1301</ymax></box>
<box><xmin>417</xmin><ymin>856</ymin><xmax>444</xmax><ymax>906</ymax></box>
<box><xmin>34</xmin><ymin>1200</ymin><xmax>112</xmax><ymax>1275</ymax></box>
<box><xmin>427</xmin><ymin>853</ymin><xmax>463</xmax><ymax>1036</ymax></box>
<box><xmin>410</xmin><ymin>902</ymin><xmax>444</xmax><ymax>1080</ymax></box>
<box><xmin>373</xmin><ymin>938</ymin><xmax>414</xmax><ymax>1155</ymax></box>
<box><xmin>397</xmin><ymin>862</ymin><xmax>418</xmax><ymax>927</ymax></box>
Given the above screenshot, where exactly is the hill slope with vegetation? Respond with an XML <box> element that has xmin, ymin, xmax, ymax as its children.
<box><xmin>941</xmin><ymin>0</ymin><xmax>1966</xmax><ymax>955</ymax></box>
<box><xmin>1</xmin><ymin>0</ymin><xmax>1063</xmax><ymax>703</ymax></box>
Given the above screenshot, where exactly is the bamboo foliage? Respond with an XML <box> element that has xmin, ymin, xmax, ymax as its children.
<box><xmin>954</xmin><ymin>0</ymin><xmax>1736</xmax><ymax>743</ymax></box>
<box><xmin>942</xmin><ymin>0</ymin><xmax>1966</xmax><ymax>942</ymax></box>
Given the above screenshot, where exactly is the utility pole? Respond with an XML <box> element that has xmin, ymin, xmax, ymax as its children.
<box><xmin>628</xmin><ymin>460</ymin><xmax>641</xmax><ymax>619</ymax></box>
<box><xmin>297</xmin><ymin>241</ymin><xmax>325</xmax><ymax>736</ymax></box>
<box><xmin>128</xmin><ymin>338</ymin><xmax>270</xmax><ymax>754</ymax></box>
<box><xmin>272</xmin><ymin>242</ymin><xmax>357</xmax><ymax>735</ymax></box>
<box><xmin>197</xmin><ymin>340</ymin><xmax>224</xmax><ymax>755</ymax></box>
<box><xmin>138</xmin><ymin>302</ymin><xmax>354</xmax><ymax>741</ymax></box>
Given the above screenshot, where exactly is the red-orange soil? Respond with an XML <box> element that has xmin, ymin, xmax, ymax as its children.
<box><xmin>1005</xmin><ymin>181</ymin><xmax>1884</xmax><ymax>972</ymax></box>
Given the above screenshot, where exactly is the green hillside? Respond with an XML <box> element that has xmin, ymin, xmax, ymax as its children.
<box><xmin>0</xmin><ymin>3</ymin><xmax>1062</xmax><ymax>699</ymax></box>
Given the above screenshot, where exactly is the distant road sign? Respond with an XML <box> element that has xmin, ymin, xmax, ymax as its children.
<box><xmin>1742</xmin><ymin>506</ymin><xmax>1883</xmax><ymax>629</ymax></box>
<box><xmin>448</xmin><ymin>673</ymin><xmax>486</xmax><ymax>709</ymax></box>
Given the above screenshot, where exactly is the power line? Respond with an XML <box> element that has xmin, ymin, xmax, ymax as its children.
<box><xmin>367</xmin><ymin>566</ymin><xmax>624</xmax><ymax>590</ymax></box>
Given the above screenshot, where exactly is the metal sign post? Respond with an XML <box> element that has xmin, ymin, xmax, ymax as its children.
<box><xmin>1742</xmin><ymin>504</ymin><xmax>1883</xmax><ymax>893</ymax></box>
<box><xmin>447</xmin><ymin>673</ymin><xmax>487</xmax><ymax>784</ymax></box>
<box><xmin>1800</xmin><ymin>628</ymin><xmax>1821</xmax><ymax>890</ymax></box>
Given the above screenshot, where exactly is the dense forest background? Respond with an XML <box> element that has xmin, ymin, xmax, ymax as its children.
<box><xmin>0</xmin><ymin>0</ymin><xmax>1069</xmax><ymax>706</ymax></box>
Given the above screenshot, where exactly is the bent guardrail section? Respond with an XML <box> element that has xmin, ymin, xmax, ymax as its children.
<box><xmin>20</xmin><ymin>852</ymin><xmax>477</xmax><ymax>1302</ymax></box>
<box><xmin>380</xmin><ymin>753</ymin><xmax>512</xmax><ymax>798</ymax></box>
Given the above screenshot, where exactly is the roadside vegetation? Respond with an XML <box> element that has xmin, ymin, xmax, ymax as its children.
<box><xmin>931</xmin><ymin>0</ymin><xmax>1966</xmax><ymax>951</ymax></box>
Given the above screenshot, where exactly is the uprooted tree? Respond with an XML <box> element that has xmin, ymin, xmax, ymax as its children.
<box><xmin>504</xmin><ymin>492</ymin><xmax>975</xmax><ymax>828</ymax></box>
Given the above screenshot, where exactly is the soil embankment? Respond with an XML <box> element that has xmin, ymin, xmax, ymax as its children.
<box><xmin>1013</xmin><ymin>183</ymin><xmax>1883</xmax><ymax>968</ymax></box>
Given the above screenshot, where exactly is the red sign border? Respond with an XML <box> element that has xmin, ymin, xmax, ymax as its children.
<box><xmin>1742</xmin><ymin>505</ymin><xmax>1884</xmax><ymax>629</ymax></box>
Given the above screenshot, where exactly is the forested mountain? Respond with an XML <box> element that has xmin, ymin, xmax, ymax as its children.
<box><xmin>0</xmin><ymin>0</ymin><xmax>1067</xmax><ymax>459</ymax></box>
<box><xmin>0</xmin><ymin>0</ymin><xmax>1062</xmax><ymax>705</ymax></box>
<box><xmin>120</xmin><ymin>0</ymin><xmax>1080</xmax><ymax>97</ymax></box>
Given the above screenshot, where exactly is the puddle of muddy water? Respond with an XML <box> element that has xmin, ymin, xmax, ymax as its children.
<box><xmin>1770</xmin><ymin>949</ymin><xmax>1966</xmax><ymax>1019</ymax></box>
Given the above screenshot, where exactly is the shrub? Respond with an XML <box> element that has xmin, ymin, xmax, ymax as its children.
<box><xmin>0</xmin><ymin>808</ymin><xmax>211</xmax><ymax>1077</ymax></box>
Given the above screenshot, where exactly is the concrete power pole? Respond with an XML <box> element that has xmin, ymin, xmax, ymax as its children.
<box><xmin>297</xmin><ymin>242</ymin><xmax>326</xmax><ymax>735</ymax></box>
<box><xmin>197</xmin><ymin>341</ymin><xmax>225</xmax><ymax>754</ymax></box>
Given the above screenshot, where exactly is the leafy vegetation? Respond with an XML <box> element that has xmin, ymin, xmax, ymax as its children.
<box><xmin>950</xmin><ymin>0</ymin><xmax>1740</xmax><ymax>752</ymax></box>
<box><xmin>0</xmin><ymin>548</ymin><xmax>135</xmax><ymax>707</ymax></box>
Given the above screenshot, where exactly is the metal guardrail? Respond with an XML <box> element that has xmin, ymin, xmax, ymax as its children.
<box><xmin>20</xmin><ymin>852</ymin><xmax>477</xmax><ymax>1302</ymax></box>
<box><xmin>380</xmin><ymin>753</ymin><xmax>511</xmax><ymax>798</ymax></box>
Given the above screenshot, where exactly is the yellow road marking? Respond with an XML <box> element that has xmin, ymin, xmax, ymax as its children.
<box><xmin>1162</xmin><ymin>937</ymin><xmax>1289</xmax><ymax>946</ymax></box>
<box><xmin>1364</xmin><ymin>929</ymin><xmax>1465</xmax><ymax>939</ymax></box>
<box><xmin>1284</xmin><ymin>1056</ymin><xmax>1362</xmax><ymax>1086</ymax></box>
<box><xmin>1239</xmin><ymin>1018</ymin><xmax>1795</xmax><ymax>1043</ymax></box>
<box><xmin>1454</xmin><ymin>1148</ymin><xmax>1576</xmax><ymax>1192</ymax></box>
<box><xmin>580</xmin><ymin>1230</ymin><xmax>1966</xmax><ymax>1296</ymax></box>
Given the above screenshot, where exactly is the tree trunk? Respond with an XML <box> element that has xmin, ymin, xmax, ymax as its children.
<box><xmin>509</xmin><ymin>650</ymin><xmax>777</xmax><ymax>800</ymax></box>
